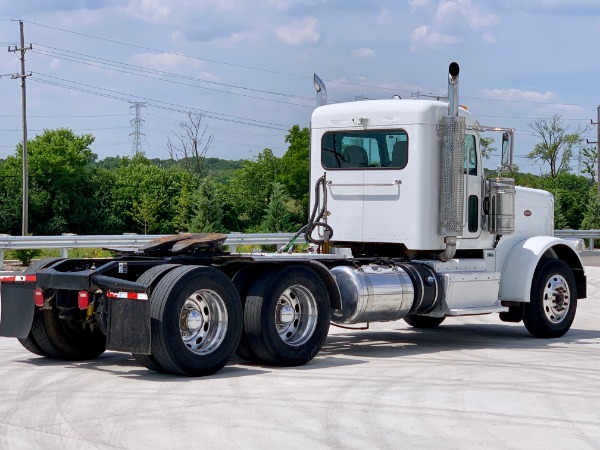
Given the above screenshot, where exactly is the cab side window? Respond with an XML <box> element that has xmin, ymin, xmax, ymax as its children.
<box><xmin>464</xmin><ymin>134</ymin><xmax>477</xmax><ymax>176</ymax></box>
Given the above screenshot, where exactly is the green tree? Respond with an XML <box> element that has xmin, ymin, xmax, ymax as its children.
<box><xmin>189</xmin><ymin>177</ymin><xmax>226</xmax><ymax>233</ymax></box>
<box><xmin>580</xmin><ymin>146</ymin><xmax>598</xmax><ymax>183</ymax></box>
<box><xmin>223</xmin><ymin>149</ymin><xmax>280</xmax><ymax>231</ymax></box>
<box><xmin>277</xmin><ymin>125</ymin><xmax>310</xmax><ymax>211</ymax></box>
<box><xmin>480</xmin><ymin>136</ymin><xmax>495</xmax><ymax>160</ymax></box>
<box><xmin>132</xmin><ymin>192</ymin><xmax>159</xmax><ymax>234</ymax></box>
<box><xmin>527</xmin><ymin>115</ymin><xmax>586</xmax><ymax>178</ymax></box>
<box><xmin>540</xmin><ymin>173</ymin><xmax>589</xmax><ymax>229</ymax></box>
<box><xmin>260</xmin><ymin>182</ymin><xmax>294</xmax><ymax>233</ymax></box>
<box><xmin>111</xmin><ymin>155</ymin><xmax>187</xmax><ymax>234</ymax></box>
<box><xmin>581</xmin><ymin>185</ymin><xmax>600</xmax><ymax>230</ymax></box>
<box><xmin>0</xmin><ymin>128</ymin><xmax>102</xmax><ymax>235</ymax></box>
<box><xmin>553</xmin><ymin>192</ymin><xmax>569</xmax><ymax>230</ymax></box>
<box><xmin>172</xmin><ymin>178</ymin><xmax>194</xmax><ymax>233</ymax></box>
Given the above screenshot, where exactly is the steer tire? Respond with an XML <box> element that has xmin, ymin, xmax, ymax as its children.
<box><xmin>17</xmin><ymin>258</ymin><xmax>63</xmax><ymax>357</ymax></box>
<box><xmin>149</xmin><ymin>266</ymin><xmax>242</xmax><ymax>376</ymax></box>
<box><xmin>244</xmin><ymin>265</ymin><xmax>330</xmax><ymax>367</ymax></box>
<box><xmin>523</xmin><ymin>259</ymin><xmax>577</xmax><ymax>338</ymax></box>
<box><xmin>403</xmin><ymin>315</ymin><xmax>446</xmax><ymax>329</ymax></box>
<box><xmin>131</xmin><ymin>264</ymin><xmax>181</xmax><ymax>374</ymax></box>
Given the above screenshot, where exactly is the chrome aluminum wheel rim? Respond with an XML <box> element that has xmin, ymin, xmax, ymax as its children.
<box><xmin>543</xmin><ymin>274</ymin><xmax>571</xmax><ymax>324</ymax></box>
<box><xmin>275</xmin><ymin>285</ymin><xmax>318</xmax><ymax>346</ymax></box>
<box><xmin>179</xmin><ymin>290</ymin><xmax>228</xmax><ymax>355</ymax></box>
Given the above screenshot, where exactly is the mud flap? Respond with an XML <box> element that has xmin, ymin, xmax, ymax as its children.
<box><xmin>0</xmin><ymin>284</ymin><xmax>35</xmax><ymax>338</ymax></box>
<box><xmin>106</xmin><ymin>298</ymin><xmax>151</xmax><ymax>354</ymax></box>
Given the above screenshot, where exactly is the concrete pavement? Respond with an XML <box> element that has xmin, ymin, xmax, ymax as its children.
<box><xmin>1</xmin><ymin>268</ymin><xmax>599</xmax><ymax>449</ymax></box>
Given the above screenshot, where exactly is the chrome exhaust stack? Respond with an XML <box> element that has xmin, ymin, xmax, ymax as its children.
<box><xmin>438</xmin><ymin>62</ymin><xmax>466</xmax><ymax>262</ymax></box>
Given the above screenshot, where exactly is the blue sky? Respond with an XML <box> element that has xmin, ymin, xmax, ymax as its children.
<box><xmin>0</xmin><ymin>0</ymin><xmax>599</xmax><ymax>174</ymax></box>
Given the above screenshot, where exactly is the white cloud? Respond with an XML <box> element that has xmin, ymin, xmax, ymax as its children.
<box><xmin>123</xmin><ymin>0</ymin><xmax>172</xmax><ymax>22</ymax></box>
<box><xmin>171</xmin><ymin>30</ymin><xmax>184</xmax><ymax>42</ymax></box>
<box><xmin>354</xmin><ymin>48</ymin><xmax>377</xmax><ymax>58</ymax></box>
<box><xmin>481</xmin><ymin>88</ymin><xmax>556</xmax><ymax>103</ymax></box>
<box><xmin>211</xmin><ymin>30</ymin><xmax>263</xmax><ymax>46</ymax></box>
<box><xmin>409</xmin><ymin>0</ymin><xmax>430</xmax><ymax>10</ymax></box>
<box><xmin>553</xmin><ymin>103</ymin><xmax>585</xmax><ymax>114</ymax></box>
<box><xmin>130</xmin><ymin>52</ymin><xmax>200</xmax><ymax>71</ymax></box>
<box><xmin>409</xmin><ymin>0</ymin><xmax>498</xmax><ymax>51</ymax></box>
<box><xmin>436</xmin><ymin>0</ymin><xmax>498</xmax><ymax>29</ymax></box>
<box><xmin>197</xmin><ymin>72</ymin><xmax>221</xmax><ymax>82</ymax></box>
<box><xmin>410</xmin><ymin>25</ymin><xmax>459</xmax><ymax>52</ymax></box>
<box><xmin>49</xmin><ymin>58</ymin><xmax>61</xmax><ymax>70</ymax></box>
<box><xmin>376</xmin><ymin>8</ymin><xmax>392</xmax><ymax>23</ymax></box>
<box><xmin>275</xmin><ymin>16</ymin><xmax>320</xmax><ymax>45</ymax></box>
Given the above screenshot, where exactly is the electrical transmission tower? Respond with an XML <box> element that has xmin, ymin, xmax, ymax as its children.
<box><xmin>129</xmin><ymin>102</ymin><xmax>146</xmax><ymax>156</ymax></box>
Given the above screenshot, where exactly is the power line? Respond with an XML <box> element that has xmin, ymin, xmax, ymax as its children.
<box><xmin>33</xmin><ymin>44</ymin><xmax>313</xmax><ymax>101</ymax></box>
<box><xmin>26</xmin><ymin>21</ymin><xmax>307</xmax><ymax>79</ymax></box>
<box><xmin>30</xmin><ymin>74</ymin><xmax>292</xmax><ymax>131</ymax></box>
<box><xmin>31</xmin><ymin>46</ymin><xmax>313</xmax><ymax>108</ymax></box>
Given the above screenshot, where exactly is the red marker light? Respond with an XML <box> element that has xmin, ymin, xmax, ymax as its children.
<box><xmin>78</xmin><ymin>291</ymin><xmax>90</xmax><ymax>310</ymax></box>
<box><xmin>34</xmin><ymin>289</ymin><xmax>44</xmax><ymax>307</ymax></box>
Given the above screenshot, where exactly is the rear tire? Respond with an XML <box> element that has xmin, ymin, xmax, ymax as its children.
<box><xmin>244</xmin><ymin>266</ymin><xmax>330</xmax><ymax>366</ymax></box>
<box><xmin>232</xmin><ymin>268</ymin><xmax>277</xmax><ymax>364</ymax></box>
<box><xmin>17</xmin><ymin>258</ymin><xmax>63</xmax><ymax>357</ymax></box>
<box><xmin>404</xmin><ymin>315</ymin><xmax>445</xmax><ymax>328</ymax></box>
<box><xmin>523</xmin><ymin>259</ymin><xmax>577</xmax><ymax>338</ymax></box>
<box><xmin>149</xmin><ymin>266</ymin><xmax>242</xmax><ymax>376</ymax></box>
<box><xmin>131</xmin><ymin>264</ymin><xmax>181</xmax><ymax>373</ymax></box>
<box><xmin>31</xmin><ymin>290</ymin><xmax>107</xmax><ymax>360</ymax></box>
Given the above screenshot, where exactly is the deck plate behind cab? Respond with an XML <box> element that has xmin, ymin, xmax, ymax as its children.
<box><xmin>138</xmin><ymin>233</ymin><xmax>227</xmax><ymax>254</ymax></box>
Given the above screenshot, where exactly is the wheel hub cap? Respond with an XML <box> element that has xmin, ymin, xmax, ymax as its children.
<box><xmin>543</xmin><ymin>275</ymin><xmax>570</xmax><ymax>324</ymax></box>
<box><xmin>179</xmin><ymin>290</ymin><xmax>228</xmax><ymax>355</ymax></box>
<box><xmin>186</xmin><ymin>309</ymin><xmax>203</xmax><ymax>331</ymax></box>
<box><xmin>279</xmin><ymin>304</ymin><xmax>295</xmax><ymax>324</ymax></box>
<box><xmin>274</xmin><ymin>285</ymin><xmax>318</xmax><ymax>347</ymax></box>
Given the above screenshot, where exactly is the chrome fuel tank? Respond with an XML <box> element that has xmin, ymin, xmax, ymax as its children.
<box><xmin>330</xmin><ymin>264</ymin><xmax>415</xmax><ymax>324</ymax></box>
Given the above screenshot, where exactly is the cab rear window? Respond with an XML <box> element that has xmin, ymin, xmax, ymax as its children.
<box><xmin>321</xmin><ymin>130</ymin><xmax>408</xmax><ymax>169</ymax></box>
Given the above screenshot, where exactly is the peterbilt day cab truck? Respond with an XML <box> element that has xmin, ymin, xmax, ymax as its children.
<box><xmin>0</xmin><ymin>63</ymin><xmax>586</xmax><ymax>376</ymax></box>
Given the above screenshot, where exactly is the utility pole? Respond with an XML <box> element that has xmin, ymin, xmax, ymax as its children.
<box><xmin>8</xmin><ymin>20</ymin><xmax>32</xmax><ymax>236</ymax></box>
<box><xmin>129</xmin><ymin>102</ymin><xmax>146</xmax><ymax>156</ymax></box>
<box><xmin>588</xmin><ymin>106</ymin><xmax>600</xmax><ymax>197</ymax></box>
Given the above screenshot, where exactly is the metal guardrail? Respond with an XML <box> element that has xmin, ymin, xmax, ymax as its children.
<box><xmin>553</xmin><ymin>230</ymin><xmax>600</xmax><ymax>251</ymax></box>
<box><xmin>0</xmin><ymin>233</ymin><xmax>300</xmax><ymax>268</ymax></box>
<box><xmin>0</xmin><ymin>230</ymin><xmax>597</xmax><ymax>267</ymax></box>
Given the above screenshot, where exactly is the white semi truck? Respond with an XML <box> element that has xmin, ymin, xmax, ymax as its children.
<box><xmin>0</xmin><ymin>63</ymin><xmax>586</xmax><ymax>376</ymax></box>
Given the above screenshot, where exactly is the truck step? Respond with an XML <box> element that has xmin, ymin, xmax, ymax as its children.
<box><xmin>446</xmin><ymin>305</ymin><xmax>508</xmax><ymax>316</ymax></box>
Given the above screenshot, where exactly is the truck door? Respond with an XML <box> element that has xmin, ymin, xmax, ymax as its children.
<box><xmin>462</xmin><ymin>133</ymin><xmax>482</xmax><ymax>238</ymax></box>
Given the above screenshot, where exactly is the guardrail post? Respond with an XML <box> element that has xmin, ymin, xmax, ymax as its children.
<box><xmin>0</xmin><ymin>250</ymin><xmax>4</xmax><ymax>270</ymax></box>
<box><xmin>228</xmin><ymin>232</ymin><xmax>241</xmax><ymax>254</ymax></box>
<box><xmin>589</xmin><ymin>238</ymin><xmax>594</xmax><ymax>251</ymax></box>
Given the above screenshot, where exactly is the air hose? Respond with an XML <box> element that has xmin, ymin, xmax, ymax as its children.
<box><xmin>279</xmin><ymin>174</ymin><xmax>333</xmax><ymax>253</ymax></box>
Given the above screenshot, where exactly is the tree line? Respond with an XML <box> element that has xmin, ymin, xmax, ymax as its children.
<box><xmin>0</xmin><ymin>125</ymin><xmax>310</xmax><ymax>236</ymax></box>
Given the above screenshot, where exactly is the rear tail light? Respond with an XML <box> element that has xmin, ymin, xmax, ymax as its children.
<box><xmin>78</xmin><ymin>291</ymin><xmax>90</xmax><ymax>310</ymax></box>
<box><xmin>34</xmin><ymin>289</ymin><xmax>44</xmax><ymax>307</ymax></box>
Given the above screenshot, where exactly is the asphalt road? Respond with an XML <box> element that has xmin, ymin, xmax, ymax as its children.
<box><xmin>1</xmin><ymin>267</ymin><xmax>600</xmax><ymax>449</ymax></box>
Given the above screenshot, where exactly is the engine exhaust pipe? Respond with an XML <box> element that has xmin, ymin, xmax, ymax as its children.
<box><xmin>448</xmin><ymin>62</ymin><xmax>460</xmax><ymax>116</ymax></box>
<box><xmin>438</xmin><ymin>62</ymin><xmax>465</xmax><ymax>262</ymax></box>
